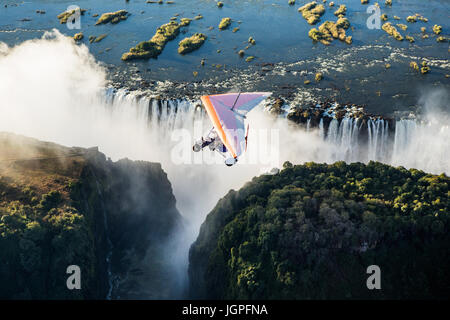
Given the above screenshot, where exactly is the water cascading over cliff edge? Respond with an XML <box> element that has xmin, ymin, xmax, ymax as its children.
<box><xmin>0</xmin><ymin>30</ymin><xmax>449</xmax><ymax>299</ymax></box>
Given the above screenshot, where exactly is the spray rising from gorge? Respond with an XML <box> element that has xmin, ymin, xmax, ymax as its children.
<box><xmin>1</xmin><ymin>30</ymin><xmax>449</xmax><ymax>298</ymax></box>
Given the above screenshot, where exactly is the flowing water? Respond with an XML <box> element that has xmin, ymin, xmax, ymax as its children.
<box><xmin>1</xmin><ymin>0</ymin><xmax>449</xmax><ymax>114</ymax></box>
<box><xmin>0</xmin><ymin>8</ymin><xmax>449</xmax><ymax>298</ymax></box>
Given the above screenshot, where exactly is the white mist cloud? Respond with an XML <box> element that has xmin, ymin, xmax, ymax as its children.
<box><xmin>0</xmin><ymin>29</ymin><xmax>106</xmax><ymax>147</ymax></box>
<box><xmin>390</xmin><ymin>88</ymin><xmax>450</xmax><ymax>173</ymax></box>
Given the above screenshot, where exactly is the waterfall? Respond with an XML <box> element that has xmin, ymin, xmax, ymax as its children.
<box><xmin>391</xmin><ymin>119</ymin><xmax>449</xmax><ymax>173</ymax></box>
<box><xmin>367</xmin><ymin>119</ymin><xmax>389</xmax><ymax>162</ymax></box>
<box><xmin>2</xmin><ymin>31</ymin><xmax>448</xmax><ymax>301</ymax></box>
<box><xmin>2</xmin><ymin>86</ymin><xmax>449</xmax><ymax>300</ymax></box>
<box><xmin>338</xmin><ymin>117</ymin><xmax>360</xmax><ymax>162</ymax></box>
<box><xmin>97</xmin><ymin>89</ymin><xmax>449</xmax><ymax>176</ymax></box>
<box><xmin>393</xmin><ymin>119</ymin><xmax>417</xmax><ymax>160</ymax></box>
<box><xmin>312</xmin><ymin>114</ymin><xmax>449</xmax><ymax>174</ymax></box>
<box><xmin>320</xmin><ymin>117</ymin><xmax>360</xmax><ymax>162</ymax></box>
<box><xmin>318</xmin><ymin>118</ymin><xmax>324</xmax><ymax>139</ymax></box>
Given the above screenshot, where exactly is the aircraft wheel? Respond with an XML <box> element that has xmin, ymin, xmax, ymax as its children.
<box><xmin>193</xmin><ymin>144</ymin><xmax>202</xmax><ymax>152</ymax></box>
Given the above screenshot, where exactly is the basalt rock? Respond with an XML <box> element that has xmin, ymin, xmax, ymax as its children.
<box><xmin>0</xmin><ymin>133</ymin><xmax>183</xmax><ymax>299</ymax></box>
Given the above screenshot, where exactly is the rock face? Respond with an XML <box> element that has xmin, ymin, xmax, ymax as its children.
<box><xmin>268</xmin><ymin>99</ymin><xmax>396</xmax><ymax>139</ymax></box>
<box><xmin>0</xmin><ymin>133</ymin><xmax>183</xmax><ymax>299</ymax></box>
<box><xmin>189</xmin><ymin>162</ymin><xmax>449</xmax><ymax>299</ymax></box>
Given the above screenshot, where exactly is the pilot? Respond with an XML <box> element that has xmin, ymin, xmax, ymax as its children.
<box><xmin>193</xmin><ymin>129</ymin><xmax>220</xmax><ymax>152</ymax></box>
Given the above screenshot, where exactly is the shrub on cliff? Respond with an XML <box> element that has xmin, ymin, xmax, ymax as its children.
<box><xmin>189</xmin><ymin>161</ymin><xmax>449</xmax><ymax>299</ymax></box>
<box><xmin>0</xmin><ymin>196</ymin><xmax>93</xmax><ymax>299</ymax></box>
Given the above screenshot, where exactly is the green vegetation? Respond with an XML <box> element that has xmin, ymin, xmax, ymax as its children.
<box><xmin>334</xmin><ymin>4</ymin><xmax>347</xmax><ymax>17</ymax></box>
<box><xmin>315</xmin><ymin>72</ymin><xmax>323</xmax><ymax>81</ymax></box>
<box><xmin>0</xmin><ymin>137</ymin><xmax>99</xmax><ymax>299</ymax></box>
<box><xmin>180</xmin><ymin>18</ymin><xmax>192</xmax><ymax>27</ymax></box>
<box><xmin>122</xmin><ymin>21</ymin><xmax>181</xmax><ymax>61</ymax></box>
<box><xmin>0</xmin><ymin>187</ymin><xmax>94</xmax><ymax>299</ymax></box>
<box><xmin>93</xmin><ymin>34</ymin><xmax>107</xmax><ymax>43</ymax></box>
<box><xmin>178</xmin><ymin>33</ymin><xmax>207</xmax><ymax>54</ymax></box>
<box><xmin>189</xmin><ymin>162</ymin><xmax>449</xmax><ymax>299</ymax></box>
<box><xmin>298</xmin><ymin>2</ymin><xmax>325</xmax><ymax>25</ymax></box>
<box><xmin>219</xmin><ymin>17</ymin><xmax>232</xmax><ymax>30</ymax></box>
<box><xmin>73</xmin><ymin>32</ymin><xmax>83</xmax><ymax>41</ymax></box>
<box><xmin>308</xmin><ymin>28</ymin><xmax>330</xmax><ymax>44</ymax></box>
<box><xmin>95</xmin><ymin>10</ymin><xmax>128</xmax><ymax>25</ymax></box>
<box><xmin>382</xmin><ymin>22</ymin><xmax>403</xmax><ymax>41</ymax></box>
<box><xmin>308</xmin><ymin>18</ymin><xmax>352</xmax><ymax>45</ymax></box>
<box><xmin>420</xmin><ymin>61</ymin><xmax>430</xmax><ymax>74</ymax></box>
<box><xmin>57</xmin><ymin>8</ymin><xmax>86</xmax><ymax>24</ymax></box>
<box><xmin>397</xmin><ymin>24</ymin><xmax>407</xmax><ymax>31</ymax></box>
<box><xmin>410</xmin><ymin>61</ymin><xmax>419</xmax><ymax>71</ymax></box>
<box><xmin>0</xmin><ymin>134</ymin><xmax>183</xmax><ymax>299</ymax></box>
<box><xmin>432</xmin><ymin>25</ymin><xmax>442</xmax><ymax>35</ymax></box>
<box><xmin>421</xmin><ymin>66</ymin><xmax>430</xmax><ymax>74</ymax></box>
<box><xmin>405</xmin><ymin>35</ymin><xmax>415</xmax><ymax>43</ymax></box>
<box><xmin>406</xmin><ymin>16</ymin><xmax>417</xmax><ymax>23</ymax></box>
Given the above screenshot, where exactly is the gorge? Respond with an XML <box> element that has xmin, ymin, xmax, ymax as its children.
<box><xmin>0</xmin><ymin>29</ymin><xmax>448</xmax><ymax>300</ymax></box>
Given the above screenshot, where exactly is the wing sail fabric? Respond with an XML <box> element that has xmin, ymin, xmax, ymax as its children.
<box><xmin>201</xmin><ymin>92</ymin><xmax>271</xmax><ymax>159</ymax></box>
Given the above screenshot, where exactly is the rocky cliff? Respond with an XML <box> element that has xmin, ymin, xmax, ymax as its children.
<box><xmin>0</xmin><ymin>133</ymin><xmax>183</xmax><ymax>299</ymax></box>
<box><xmin>189</xmin><ymin>161</ymin><xmax>449</xmax><ymax>299</ymax></box>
